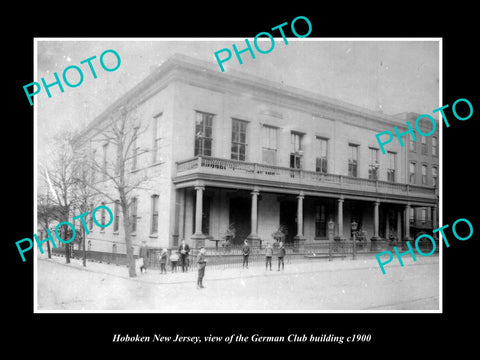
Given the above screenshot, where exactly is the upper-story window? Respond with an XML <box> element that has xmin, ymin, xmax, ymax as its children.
<box><xmin>387</xmin><ymin>151</ymin><xmax>397</xmax><ymax>182</ymax></box>
<box><xmin>231</xmin><ymin>118</ymin><xmax>247</xmax><ymax>161</ymax></box>
<box><xmin>409</xmin><ymin>133</ymin><xmax>416</xmax><ymax>152</ymax></box>
<box><xmin>262</xmin><ymin>125</ymin><xmax>277</xmax><ymax>165</ymax></box>
<box><xmin>102</xmin><ymin>143</ymin><xmax>108</xmax><ymax>179</ymax></box>
<box><xmin>290</xmin><ymin>132</ymin><xmax>303</xmax><ymax>169</ymax></box>
<box><xmin>348</xmin><ymin>144</ymin><xmax>358</xmax><ymax>177</ymax></box>
<box><xmin>368</xmin><ymin>147</ymin><xmax>379</xmax><ymax>180</ymax></box>
<box><xmin>421</xmin><ymin>136</ymin><xmax>427</xmax><ymax>155</ymax></box>
<box><xmin>195</xmin><ymin>111</ymin><xmax>213</xmax><ymax>157</ymax></box>
<box><xmin>432</xmin><ymin>166</ymin><xmax>438</xmax><ymax>187</ymax></box>
<box><xmin>152</xmin><ymin>113</ymin><xmax>162</xmax><ymax>163</ymax></box>
<box><xmin>409</xmin><ymin>162</ymin><xmax>416</xmax><ymax>184</ymax></box>
<box><xmin>315</xmin><ymin>137</ymin><xmax>328</xmax><ymax>173</ymax></box>
<box><xmin>421</xmin><ymin>164</ymin><xmax>428</xmax><ymax>185</ymax></box>
<box><xmin>432</xmin><ymin>136</ymin><xmax>438</xmax><ymax>157</ymax></box>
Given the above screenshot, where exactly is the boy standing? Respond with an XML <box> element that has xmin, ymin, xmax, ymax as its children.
<box><xmin>242</xmin><ymin>240</ymin><xmax>250</xmax><ymax>269</ymax></box>
<box><xmin>159</xmin><ymin>248</ymin><xmax>168</xmax><ymax>274</ymax></box>
<box><xmin>265</xmin><ymin>242</ymin><xmax>273</xmax><ymax>271</ymax></box>
<box><xmin>196</xmin><ymin>247</ymin><xmax>207</xmax><ymax>289</ymax></box>
<box><xmin>277</xmin><ymin>241</ymin><xmax>286</xmax><ymax>271</ymax></box>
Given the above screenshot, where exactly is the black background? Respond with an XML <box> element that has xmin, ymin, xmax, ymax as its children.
<box><xmin>5</xmin><ymin>4</ymin><xmax>478</xmax><ymax>355</ymax></box>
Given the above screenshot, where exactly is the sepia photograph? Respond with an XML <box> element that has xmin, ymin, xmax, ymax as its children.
<box><xmin>33</xmin><ymin>38</ymin><xmax>441</xmax><ymax>312</ymax></box>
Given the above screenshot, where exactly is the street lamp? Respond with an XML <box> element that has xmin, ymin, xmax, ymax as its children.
<box><xmin>351</xmin><ymin>220</ymin><xmax>358</xmax><ymax>260</ymax></box>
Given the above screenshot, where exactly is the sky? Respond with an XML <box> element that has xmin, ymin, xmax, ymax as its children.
<box><xmin>35</xmin><ymin>39</ymin><xmax>440</xmax><ymax>162</ymax></box>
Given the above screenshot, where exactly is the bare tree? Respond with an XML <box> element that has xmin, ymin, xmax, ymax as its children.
<box><xmin>71</xmin><ymin>154</ymin><xmax>99</xmax><ymax>267</ymax></box>
<box><xmin>37</xmin><ymin>184</ymin><xmax>61</xmax><ymax>259</ymax></box>
<box><xmin>75</xmin><ymin>107</ymin><xmax>149</xmax><ymax>277</ymax></box>
<box><xmin>41</xmin><ymin>132</ymin><xmax>79</xmax><ymax>264</ymax></box>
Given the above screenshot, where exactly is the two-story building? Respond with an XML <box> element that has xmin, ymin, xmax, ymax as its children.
<box><xmin>71</xmin><ymin>54</ymin><xmax>438</xmax><ymax>254</ymax></box>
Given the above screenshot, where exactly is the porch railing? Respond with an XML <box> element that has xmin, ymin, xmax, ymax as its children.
<box><xmin>176</xmin><ymin>156</ymin><xmax>437</xmax><ymax>199</ymax></box>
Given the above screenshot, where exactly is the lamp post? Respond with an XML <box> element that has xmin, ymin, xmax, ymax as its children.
<box><xmin>351</xmin><ymin>220</ymin><xmax>358</xmax><ymax>260</ymax></box>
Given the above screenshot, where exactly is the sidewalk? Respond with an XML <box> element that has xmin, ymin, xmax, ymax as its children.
<box><xmin>36</xmin><ymin>252</ymin><xmax>440</xmax><ymax>311</ymax></box>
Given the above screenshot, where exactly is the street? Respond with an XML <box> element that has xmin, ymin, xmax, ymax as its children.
<box><xmin>36</xmin><ymin>254</ymin><xmax>440</xmax><ymax>312</ymax></box>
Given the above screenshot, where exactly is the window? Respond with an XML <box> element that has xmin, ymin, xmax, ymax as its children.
<box><xmin>231</xmin><ymin>119</ymin><xmax>247</xmax><ymax>161</ymax></box>
<box><xmin>348</xmin><ymin>144</ymin><xmax>358</xmax><ymax>177</ymax></box>
<box><xmin>409</xmin><ymin>162</ymin><xmax>416</xmax><ymax>184</ymax></box>
<box><xmin>432</xmin><ymin>136</ymin><xmax>438</xmax><ymax>156</ymax></box>
<box><xmin>262</xmin><ymin>125</ymin><xmax>277</xmax><ymax>165</ymax></box>
<box><xmin>368</xmin><ymin>147</ymin><xmax>379</xmax><ymax>180</ymax></box>
<box><xmin>387</xmin><ymin>151</ymin><xmax>397</xmax><ymax>182</ymax></box>
<box><xmin>421</xmin><ymin>164</ymin><xmax>427</xmax><ymax>185</ymax></box>
<box><xmin>290</xmin><ymin>132</ymin><xmax>303</xmax><ymax>169</ymax></box>
<box><xmin>195</xmin><ymin>111</ymin><xmax>213</xmax><ymax>157</ymax></box>
<box><xmin>102</xmin><ymin>143</ymin><xmax>108</xmax><ymax>179</ymax></box>
<box><xmin>113</xmin><ymin>201</ymin><xmax>120</xmax><ymax>232</ymax></box>
<box><xmin>131</xmin><ymin>136</ymin><xmax>138</xmax><ymax>171</ymax></box>
<box><xmin>409</xmin><ymin>133</ymin><xmax>416</xmax><ymax>152</ymax></box>
<box><xmin>421</xmin><ymin>136</ymin><xmax>427</xmax><ymax>155</ymax></box>
<box><xmin>151</xmin><ymin>195</ymin><xmax>159</xmax><ymax>235</ymax></box>
<box><xmin>315</xmin><ymin>204</ymin><xmax>327</xmax><ymax>238</ymax></box>
<box><xmin>315</xmin><ymin>137</ymin><xmax>328</xmax><ymax>173</ymax></box>
<box><xmin>152</xmin><ymin>113</ymin><xmax>162</xmax><ymax>163</ymax></box>
<box><xmin>130</xmin><ymin>197</ymin><xmax>138</xmax><ymax>233</ymax></box>
<box><xmin>91</xmin><ymin>149</ymin><xmax>96</xmax><ymax>183</ymax></box>
<box><xmin>432</xmin><ymin>166</ymin><xmax>438</xmax><ymax>186</ymax></box>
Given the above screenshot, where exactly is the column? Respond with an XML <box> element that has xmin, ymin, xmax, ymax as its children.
<box><xmin>191</xmin><ymin>184</ymin><xmax>206</xmax><ymax>247</ymax></box>
<box><xmin>371</xmin><ymin>201</ymin><xmax>380</xmax><ymax>240</ymax></box>
<box><xmin>404</xmin><ymin>204</ymin><xmax>412</xmax><ymax>241</ymax></box>
<box><xmin>396</xmin><ymin>209</ymin><xmax>402</xmax><ymax>243</ymax></box>
<box><xmin>335</xmin><ymin>197</ymin><xmax>344</xmax><ymax>240</ymax></box>
<box><xmin>294</xmin><ymin>192</ymin><xmax>305</xmax><ymax>241</ymax></box>
<box><xmin>247</xmin><ymin>188</ymin><xmax>261</xmax><ymax>246</ymax></box>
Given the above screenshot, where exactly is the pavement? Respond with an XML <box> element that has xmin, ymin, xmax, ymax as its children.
<box><xmin>35</xmin><ymin>252</ymin><xmax>440</xmax><ymax>312</ymax></box>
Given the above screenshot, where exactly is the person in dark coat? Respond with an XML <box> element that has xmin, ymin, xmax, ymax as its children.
<box><xmin>139</xmin><ymin>242</ymin><xmax>148</xmax><ymax>274</ymax></box>
<box><xmin>277</xmin><ymin>241</ymin><xmax>286</xmax><ymax>271</ymax></box>
<box><xmin>265</xmin><ymin>241</ymin><xmax>273</xmax><ymax>271</ymax></box>
<box><xmin>178</xmin><ymin>240</ymin><xmax>190</xmax><ymax>272</ymax></box>
<box><xmin>242</xmin><ymin>240</ymin><xmax>250</xmax><ymax>269</ymax></box>
<box><xmin>196</xmin><ymin>247</ymin><xmax>207</xmax><ymax>289</ymax></box>
<box><xmin>159</xmin><ymin>248</ymin><xmax>168</xmax><ymax>274</ymax></box>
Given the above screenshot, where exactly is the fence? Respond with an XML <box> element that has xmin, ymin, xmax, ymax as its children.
<box><xmin>51</xmin><ymin>238</ymin><xmax>439</xmax><ymax>272</ymax></box>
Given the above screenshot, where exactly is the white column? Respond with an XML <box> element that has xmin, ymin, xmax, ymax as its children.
<box><xmin>193</xmin><ymin>185</ymin><xmax>205</xmax><ymax>237</ymax></box>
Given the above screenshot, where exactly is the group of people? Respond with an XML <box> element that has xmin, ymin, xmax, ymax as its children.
<box><xmin>242</xmin><ymin>240</ymin><xmax>286</xmax><ymax>271</ymax></box>
<box><xmin>138</xmin><ymin>240</ymin><xmax>192</xmax><ymax>274</ymax></box>
<box><xmin>139</xmin><ymin>239</ymin><xmax>286</xmax><ymax>290</ymax></box>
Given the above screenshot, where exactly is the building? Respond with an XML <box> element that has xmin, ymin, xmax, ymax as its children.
<box><xmin>394</xmin><ymin>112</ymin><xmax>439</xmax><ymax>238</ymax></box>
<box><xmin>71</xmin><ymin>54</ymin><xmax>438</xmax><ymax>254</ymax></box>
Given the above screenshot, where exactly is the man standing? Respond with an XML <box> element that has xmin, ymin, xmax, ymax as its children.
<box><xmin>277</xmin><ymin>241</ymin><xmax>286</xmax><ymax>271</ymax></box>
<box><xmin>139</xmin><ymin>241</ymin><xmax>148</xmax><ymax>274</ymax></box>
<box><xmin>196</xmin><ymin>247</ymin><xmax>207</xmax><ymax>289</ymax></box>
<box><xmin>265</xmin><ymin>241</ymin><xmax>273</xmax><ymax>271</ymax></box>
<box><xmin>179</xmin><ymin>240</ymin><xmax>190</xmax><ymax>272</ymax></box>
<box><xmin>242</xmin><ymin>240</ymin><xmax>250</xmax><ymax>269</ymax></box>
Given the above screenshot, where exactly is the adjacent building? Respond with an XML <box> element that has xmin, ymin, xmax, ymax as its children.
<box><xmin>71</xmin><ymin>54</ymin><xmax>438</xmax><ymax>254</ymax></box>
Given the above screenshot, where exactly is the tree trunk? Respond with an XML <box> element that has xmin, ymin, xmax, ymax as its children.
<box><xmin>82</xmin><ymin>226</ymin><xmax>86</xmax><ymax>267</ymax></box>
<box><xmin>63</xmin><ymin>224</ymin><xmax>71</xmax><ymax>264</ymax></box>
<box><xmin>122</xmin><ymin>204</ymin><xmax>136</xmax><ymax>277</ymax></box>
